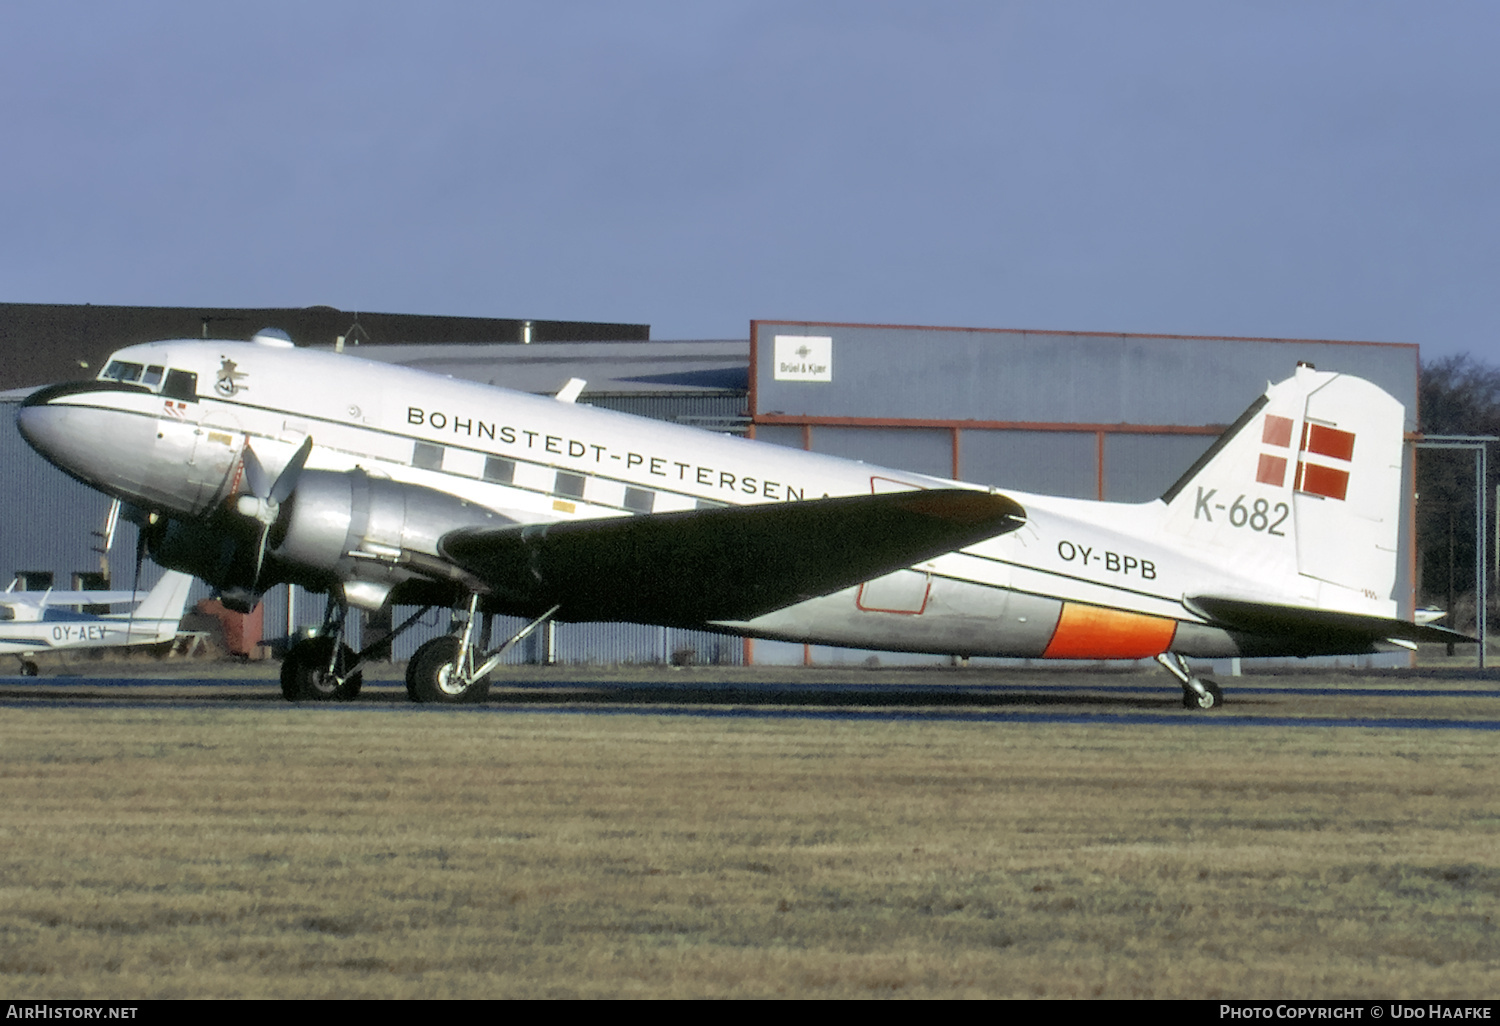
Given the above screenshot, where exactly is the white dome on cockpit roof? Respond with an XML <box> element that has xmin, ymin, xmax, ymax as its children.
<box><xmin>252</xmin><ymin>328</ymin><xmax>295</xmax><ymax>348</ymax></box>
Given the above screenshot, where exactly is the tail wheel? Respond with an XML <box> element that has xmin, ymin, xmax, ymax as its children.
<box><xmin>406</xmin><ymin>635</ymin><xmax>491</xmax><ymax>704</ymax></box>
<box><xmin>281</xmin><ymin>637</ymin><xmax>362</xmax><ymax>702</ymax></box>
<box><xmin>1182</xmin><ymin>679</ymin><xmax>1224</xmax><ymax>710</ymax></box>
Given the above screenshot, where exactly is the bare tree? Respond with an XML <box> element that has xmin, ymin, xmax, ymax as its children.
<box><xmin>1416</xmin><ymin>354</ymin><xmax>1500</xmax><ymax>626</ymax></box>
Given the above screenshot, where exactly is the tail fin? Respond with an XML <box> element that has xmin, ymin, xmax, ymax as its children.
<box><xmin>132</xmin><ymin>570</ymin><xmax>195</xmax><ymax>625</ymax></box>
<box><xmin>1161</xmin><ymin>364</ymin><xmax>1405</xmax><ymax>616</ymax></box>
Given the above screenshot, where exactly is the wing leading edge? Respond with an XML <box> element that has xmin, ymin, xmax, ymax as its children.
<box><xmin>439</xmin><ymin>489</ymin><xmax>1026</xmax><ymax>625</ymax></box>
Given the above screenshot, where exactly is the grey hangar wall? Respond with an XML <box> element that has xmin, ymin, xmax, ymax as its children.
<box><xmin>749</xmin><ymin>321</ymin><xmax>1419</xmax><ymax>504</ymax></box>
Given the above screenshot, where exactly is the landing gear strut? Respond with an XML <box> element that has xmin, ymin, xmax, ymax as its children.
<box><xmin>281</xmin><ymin>635</ymin><xmax>362</xmax><ymax>702</ymax></box>
<box><xmin>405</xmin><ymin>598</ymin><xmax>560</xmax><ymax>704</ymax></box>
<box><xmin>276</xmin><ymin>592</ymin><xmax>561</xmax><ymax>706</ymax></box>
<box><xmin>406</xmin><ymin>635</ymin><xmax>479</xmax><ymax>703</ymax></box>
<box><xmin>281</xmin><ymin>598</ymin><xmax>362</xmax><ymax>702</ymax></box>
<box><xmin>278</xmin><ymin>598</ymin><xmax>435</xmax><ymax>702</ymax></box>
<box><xmin>1155</xmin><ymin>652</ymin><xmax>1224</xmax><ymax>710</ymax></box>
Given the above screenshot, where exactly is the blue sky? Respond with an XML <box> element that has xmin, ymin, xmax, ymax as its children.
<box><xmin>3</xmin><ymin>1</ymin><xmax>1496</xmax><ymax>361</ymax></box>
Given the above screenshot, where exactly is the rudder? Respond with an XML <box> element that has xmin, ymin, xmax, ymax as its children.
<box><xmin>132</xmin><ymin>570</ymin><xmax>196</xmax><ymax>624</ymax></box>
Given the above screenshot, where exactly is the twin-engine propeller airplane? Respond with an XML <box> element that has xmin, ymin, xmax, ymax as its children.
<box><xmin>0</xmin><ymin>570</ymin><xmax>194</xmax><ymax>676</ymax></box>
<box><xmin>17</xmin><ymin>333</ymin><xmax>1467</xmax><ymax>706</ymax></box>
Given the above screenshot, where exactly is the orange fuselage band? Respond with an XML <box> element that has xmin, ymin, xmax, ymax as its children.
<box><xmin>1042</xmin><ymin>603</ymin><xmax>1179</xmax><ymax>660</ymax></box>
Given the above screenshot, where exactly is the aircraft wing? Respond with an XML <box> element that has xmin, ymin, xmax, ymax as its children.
<box><xmin>29</xmin><ymin>590</ymin><xmax>146</xmax><ymax>606</ymax></box>
<box><xmin>1185</xmin><ymin>594</ymin><xmax>1479</xmax><ymax>647</ymax></box>
<box><xmin>0</xmin><ymin>590</ymin><xmax>144</xmax><ymax>615</ymax></box>
<box><xmin>439</xmin><ymin>488</ymin><xmax>1026</xmax><ymax>624</ymax></box>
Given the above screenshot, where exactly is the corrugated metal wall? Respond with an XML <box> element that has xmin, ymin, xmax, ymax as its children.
<box><xmin>752</xmin><ymin>322</ymin><xmax>1421</xmax><ymax>429</ymax></box>
<box><xmin>581</xmin><ymin>392</ymin><xmax>748</xmax><ymax>434</ymax></box>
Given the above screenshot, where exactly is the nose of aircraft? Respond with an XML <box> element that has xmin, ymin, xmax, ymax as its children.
<box><xmin>17</xmin><ymin>382</ymin><xmax>156</xmax><ymax>500</ymax></box>
<box><xmin>16</xmin><ymin>384</ymin><xmax>77</xmax><ymax>464</ymax></box>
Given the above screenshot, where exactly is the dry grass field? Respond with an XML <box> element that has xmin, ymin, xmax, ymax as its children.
<box><xmin>0</xmin><ymin>687</ymin><xmax>1497</xmax><ymax>998</ymax></box>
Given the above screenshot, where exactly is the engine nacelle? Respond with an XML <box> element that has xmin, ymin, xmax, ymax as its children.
<box><xmin>146</xmin><ymin>469</ymin><xmax>513</xmax><ymax>612</ymax></box>
<box><xmin>266</xmin><ymin>469</ymin><xmax>513</xmax><ymax>607</ymax></box>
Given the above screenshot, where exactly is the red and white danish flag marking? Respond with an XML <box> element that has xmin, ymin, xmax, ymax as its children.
<box><xmin>1256</xmin><ymin>414</ymin><xmax>1355</xmax><ymax>500</ymax></box>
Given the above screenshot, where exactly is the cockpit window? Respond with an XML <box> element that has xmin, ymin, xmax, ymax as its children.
<box><xmin>101</xmin><ymin>360</ymin><xmax>144</xmax><ymax>383</ymax></box>
<box><xmin>163</xmin><ymin>369</ymin><xmax>198</xmax><ymax>402</ymax></box>
<box><xmin>100</xmin><ymin>360</ymin><xmax>168</xmax><ymax>391</ymax></box>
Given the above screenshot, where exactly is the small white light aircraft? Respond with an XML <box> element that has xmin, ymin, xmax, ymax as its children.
<box><xmin>0</xmin><ymin>570</ymin><xmax>195</xmax><ymax>675</ymax></box>
<box><xmin>16</xmin><ymin>333</ymin><xmax>1466</xmax><ymax>705</ymax></box>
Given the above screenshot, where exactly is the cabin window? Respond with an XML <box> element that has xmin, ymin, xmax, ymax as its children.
<box><xmin>483</xmin><ymin>456</ymin><xmax>515</xmax><ymax>484</ymax></box>
<box><xmin>555</xmin><ymin>472</ymin><xmax>586</xmax><ymax>499</ymax></box>
<box><xmin>162</xmin><ymin>369</ymin><xmax>198</xmax><ymax>401</ymax></box>
<box><xmin>623</xmin><ymin>487</ymin><xmax>655</xmax><ymax>514</ymax></box>
<box><xmin>102</xmin><ymin>360</ymin><xmax>144</xmax><ymax>383</ymax></box>
<box><xmin>142</xmin><ymin>365</ymin><xmax>164</xmax><ymax>389</ymax></box>
<box><xmin>412</xmin><ymin>442</ymin><xmax>444</xmax><ymax>471</ymax></box>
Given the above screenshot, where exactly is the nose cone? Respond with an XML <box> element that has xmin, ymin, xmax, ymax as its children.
<box><xmin>18</xmin><ymin>387</ymin><xmax>66</xmax><ymax>450</ymax></box>
<box><xmin>17</xmin><ymin>385</ymin><xmax>80</xmax><ymax>465</ymax></box>
<box><xmin>18</xmin><ymin>382</ymin><xmax>156</xmax><ymax>501</ymax></box>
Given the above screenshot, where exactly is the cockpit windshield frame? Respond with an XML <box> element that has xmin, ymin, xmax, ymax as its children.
<box><xmin>100</xmin><ymin>358</ymin><xmax>170</xmax><ymax>393</ymax></box>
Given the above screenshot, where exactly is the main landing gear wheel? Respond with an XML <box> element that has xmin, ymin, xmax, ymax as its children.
<box><xmin>1182</xmin><ymin>679</ymin><xmax>1224</xmax><ymax>710</ymax></box>
<box><xmin>406</xmin><ymin>635</ymin><xmax>491</xmax><ymax>704</ymax></box>
<box><xmin>19</xmin><ymin>660</ymin><xmax>39</xmax><ymax>677</ymax></box>
<box><xmin>281</xmin><ymin>636</ymin><xmax>362</xmax><ymax>702</ymax></box>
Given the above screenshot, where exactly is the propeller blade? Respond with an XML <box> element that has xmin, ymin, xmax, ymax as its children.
<box><xmin>241</xmin><ymin>443</ymin><xmax>270</xmax><ymax>499</ymax></box>
<box><xmin>127</xmin><ymin>522</ymin><xmax>146</xmax><ymax>642</ymax></box>
<box><xmin>270</xmin><ymin>436</ymin><xmax>313</xmax><ymax>504</ymax></box>
<box><xmin>233</xmin><ymin>437</ymin><xmax>313</xmax><ymax>600</ymax></box>
<box><xmin>251</xmin><ymin>522</ymin><xmax>270</xmax><ymax>594</ymax></box>
<box><xmin>246</xmin><ymin>436</ymin><xmax>310</xmax><ymax>597</ymax></box>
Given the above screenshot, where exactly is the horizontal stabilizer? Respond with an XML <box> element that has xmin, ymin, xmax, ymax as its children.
<box><xmin>1186</xmin><ymin>594</ymin><xmax>1479</xmax><ymax>647</ymax></box>
<box><xmin>440</xmin><ymin>489</ymin><xmax>1026</xmax><ymax>624</ymax></box>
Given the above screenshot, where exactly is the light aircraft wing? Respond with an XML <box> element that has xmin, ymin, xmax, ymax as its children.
<box><xmin>439</xmin><ymin>488</ymin><xmax>1026</xmax><ymax>624</ymax></box>
<box><xmin>15</xmin><ymin>590</ymin><xmax>146</xmax><ymax>607</ymax></box>
<box><xmin>1185</xmin><ymin>594</ymin><xmax>1479</xmax><ymax>648</ymax></box>
<box><xmin>0</xmin><ymin>591</ymin><xmax>145</xmax><ymax>622</ymax></box>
